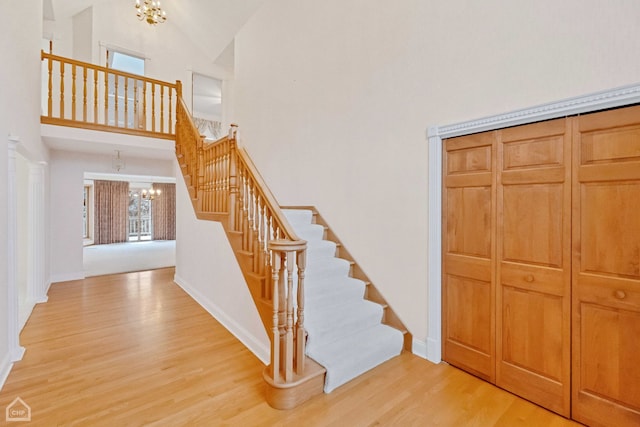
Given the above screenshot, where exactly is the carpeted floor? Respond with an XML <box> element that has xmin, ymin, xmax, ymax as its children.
<box><xmin>83</xmin><ymin>240</ymin><xmax>176</xmax><ymax>277</ymax></box>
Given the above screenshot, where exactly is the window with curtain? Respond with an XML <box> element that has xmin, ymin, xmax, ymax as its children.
<box><xmin>151</xmin><ymin>183</ymin><xmax>176</xmax><ymax>240</ymax></box>
<box><xmin>93</xmin><ymin>180</ymin><xmax>129</xmax><ymax>245</ymax></box>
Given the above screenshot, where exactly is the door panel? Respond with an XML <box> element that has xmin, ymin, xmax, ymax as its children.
<box><xmin>496</xmin><ymin>118</ymin><xmax>571</xmax><ymax>416</ymax></box>
<box><xmin>572</xmin><ymin>105</ymin><xmax>640</xmax><ymax>427</ymax></box>
<box><xmin>443</xmin><ymin>132</ymin><xmax>496</xmax><ymax>382</ymax></box>
<box><xmin>502</xmin><ymin>183</ymin><xmax>564</xmax><ymax>267</ymax></box>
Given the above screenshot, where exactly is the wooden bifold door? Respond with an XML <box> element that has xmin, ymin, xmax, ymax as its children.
<box><xmin>442</xmin><ymin>105</ymin><xmax>640</xmax><ymax>426</ymax></box>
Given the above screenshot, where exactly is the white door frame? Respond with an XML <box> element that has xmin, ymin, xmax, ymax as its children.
<box><xmin>424</xmin><ymin>83</ymin><xmax>640</xmax><ymax>364</ymax></box>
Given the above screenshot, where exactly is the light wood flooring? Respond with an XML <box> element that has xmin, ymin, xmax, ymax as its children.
<box><xmin>0</xmin><ymin>268</ymin><xmax>581</xmax><ymax>426</ymax></box>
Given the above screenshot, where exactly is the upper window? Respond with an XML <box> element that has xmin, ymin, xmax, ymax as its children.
<box><xmin>109</xmin><ymin>50</ymin><xmax>145</xmax><ymax>75</ymax></box>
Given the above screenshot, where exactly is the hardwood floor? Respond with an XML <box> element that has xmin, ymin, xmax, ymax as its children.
<box><xmin>0</xmin><ymin>268</ymin><xmax>581</xmax><ymax>426</ymax></box>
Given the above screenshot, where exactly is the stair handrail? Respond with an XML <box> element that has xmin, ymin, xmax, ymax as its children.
<box><xmin>175</xmin><ymin>96</ymin><xmax>204</xmax><ymax>197</ymax></box>
<box><xmin>235</xmin><ymin>147</ymin><xmax>303</xmax><ymax>242</ymax></box>
<box><xmin>174</xmin><ymin>100</ymin><xmax>310</xmax><ymax>390</ymax></box>
<box><xmin>41</xmin><ymin>50</ymin><xmax>179</xmax><ymax>139</ymax></box>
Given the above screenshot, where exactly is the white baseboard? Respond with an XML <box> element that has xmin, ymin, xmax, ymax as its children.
<box><xmin>412</xmin><ymin>338</ymin><xmax>428</xmax><ymax>360</ymax></box>
<box><xmin>19</xmin><ymin>299</ymin><xmax>37</xmax><ymax>332</ymax></box>
<box><xmin>413</xmin><ymin>337</ymin><xmax>442</xmax><ymax>364</ymax></box>
<box><xmin>174</xmin><ymin>274</ymin><xmax>270</xmax><ymax>365</ymax></box>
<box><xmin>50</xmin><ymin>272</ymin><xmax>85</xmax><ymax>283</ymax></box>
<box><xmin>0</xmin><ymin>353</ymin><xmax>13</xmax><ymax>391</ymax></box>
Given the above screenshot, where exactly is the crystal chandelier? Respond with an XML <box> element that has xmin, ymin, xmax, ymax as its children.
<box><xmin>131</xmin><ymin>187</ymin><xmax>162</xmax><ymax>200</ymax></box>
<box><xmin>135</xmin><ymin>0</ymin><xmax>167</xmax><ymax>25</ymax></box>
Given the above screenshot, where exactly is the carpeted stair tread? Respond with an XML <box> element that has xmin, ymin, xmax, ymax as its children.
<box><xmin>304</xmin><ymin>257</ymin><xmax>351</xmax><ymax>277</ymax></box>
<box><xmin>283</xmin><ymin>208</ymin><xmax>403</xmax><ymax>393</ymax></box>
<box><xmin>282</xmin><ymin>209</ymin><xmax>313</xmax><ymax>226</ymax></box>
<box><xmin>308</xmin><ymin>324</ymin><xmax>404</xmax><ymax>393</ymax></box>
<box><xmin>304</xmin><ymin>276</ymin><xmax>365</xmax><ymax>296</ymax></box>
<box><xmin>306</xmin><ymin>239</ymin><xmax>337</xmax><ymax>258</ymax></box>
<box><xmin>294</xmin><ymin>223</ymin><xmax>326</xmax><ymax>242</ymax></box>
<box><xmin>305</xmin><ymin>299</ymin><xmax>384</xmax><ymax>352</ymax></box>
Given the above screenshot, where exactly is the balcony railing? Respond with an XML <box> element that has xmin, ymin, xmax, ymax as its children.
<box><xmin>41</xmin><ymin>50</ymin><xmax>181</xmax><ymax>139</ymax></box>
<box><xmin>129</xmin><ymin>216</ymin><xmax>152</xmax><ymax>240</ymax></box>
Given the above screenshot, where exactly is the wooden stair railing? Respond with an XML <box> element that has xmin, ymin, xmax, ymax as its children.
<box><xmin>41</xmin><ymin>50</ymin><xmax>180</xmax><ymax>139</ymax></box>
<box><xmin>175</xmin><ymin>100</ymin><xmax>325</xmax><ymax>410</ymax></box>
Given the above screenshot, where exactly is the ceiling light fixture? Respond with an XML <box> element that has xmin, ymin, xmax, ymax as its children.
<box><xmin>135</xmin><ymin>0</ymin><xmax>167</xmax><ymax>25</ymax></box>
<box><xmin>112</xmin><ymin>150</ymin><xmax>126</xmax><ymax>172</ymax></box>
<box><xmin>141</xmin><ymin>187</ymin><xmax>161</xmax><ymax>200</ymax></box>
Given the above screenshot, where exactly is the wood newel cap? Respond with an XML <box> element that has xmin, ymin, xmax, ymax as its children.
<box><xmin>269</xmin><ymin>239</ymin><xmax>307</xmax><ymax>253</ymax></box>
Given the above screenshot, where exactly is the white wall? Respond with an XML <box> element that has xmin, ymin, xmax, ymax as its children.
<box><xmin>174</xmin><ymin>163</ymin><xmax>269</xmax><ymax>363</ymax></box>
<box><xmin>49</xmin><ymin>150</ymin><xmax>174</xmax><ymax>282</ymax></box>
<box><xmin>232</xmin><ymin>0</ymin><xmax>640</xmax><ymax>344</ymax></box>
<box><xmin>0</xmin><ymin>0</ymin><xmax>47</xmax><ymax>388</ymax></box>
<box><xmin>72</xmin><ymin>6</ymin><xmax>93</xmax><ymax>62</ymax></box>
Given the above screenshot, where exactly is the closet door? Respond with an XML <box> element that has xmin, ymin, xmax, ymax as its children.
<box><xmin>572</xmin><ymin>106</ymin><xmax>640</xmax><ymax>427</ymax></box>
<box><xmin>496</xmin><ymin>119</ymin><xmax>571</xmax><ymax>416</ymax></box>
<box><xmin>443</xmin><ymin>132</ymin><xmax>496</xmax><ymax>382</ymax></box>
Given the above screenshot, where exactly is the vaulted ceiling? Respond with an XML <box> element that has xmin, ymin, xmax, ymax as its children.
<box><xmin>45</xmin><ymin>0</ymin><xmax>266</xmax><ymax>65</ymax></box>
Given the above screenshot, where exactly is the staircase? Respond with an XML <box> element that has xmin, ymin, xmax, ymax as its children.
<box><xmin>172</xmin><ymin>108</ymin><xmax>412</xmax><ymax>407</ymax></box>
<box><xmin>38</xmin><ymin>48</ymin><xmax>411</xmax><ymax>408</ymax></box>
<box><xmin>283</xmin><ymin>209</ymin><xmax>405</xmax><ymax>392</ymax></box>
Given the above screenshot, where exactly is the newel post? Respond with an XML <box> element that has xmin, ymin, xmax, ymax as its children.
<box><xmin>268</xmin><ymin>239</ymin><xmax>308</xmax><ymax>384</ymax></box>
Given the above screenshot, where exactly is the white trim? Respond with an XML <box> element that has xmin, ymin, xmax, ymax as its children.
<box><xmin>438</xmin><ymin>83</ymin><xmax>640</xmax><ymax>138</ymax></box>
<box><xmin>173</xmin><ymin>274</ymin><xmax>270</xmax><ymax>365</ymax></box>
<box><xmin>98</xmin><ymin>42</ymin><xmax>148</xmax><ymax>61</ymax></box>
<box><xmin>28</xmin><ymin>162</ymin><xmax>48</xmax><ymax>304</ymax></box>
<box><xmin>84</xmin><ymin>172</ymin><xmax>176</xmax><ymax>184</ymax></box>
<box><xmin>7</xmin><ymin>140</ymin><xmax>25</xmax><ymax>363</ymax></box>
<box><xmin>0</xmin><ymin>353</ymin><xmax>12</xmax><ymax>391</ymax></box>
<box><xmin>425</xmin><ymin>126</ymin><xmax>442</xmax><ymax>364</ymax></box>
<box><xmin>426</xmin><ymin>82</ymin><xmax>640</xmax><ymax>365</ymax></box>
<box><xmin>412</xmin><ymin>338</ymin><xmax>428</xmax><ymax>360</ymax></box>
<box><xmin>50</xmin><ymin>272</ymin><xmax>86</xmax><ymax>283</ymax></box>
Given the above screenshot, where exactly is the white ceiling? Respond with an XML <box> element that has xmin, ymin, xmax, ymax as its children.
<box><xmin>47</xmin><ymin>0</ymin><xmax>266</xmax><ymax>65</ymax></box>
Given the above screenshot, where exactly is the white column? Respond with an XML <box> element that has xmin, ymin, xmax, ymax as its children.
<box><xmin>28</xmin><ymin>161</ymin><xmax>48</xmax><ymax>304</ymax></box>
<box><xmin>7</xmin><ymin>138</ymin><xmax>25</xmax><ymax>362</ymax></box>
<box><xmin>425</xmin><ymin>127</ymin><xmax>442</xmax><ymax>364</ymax></box>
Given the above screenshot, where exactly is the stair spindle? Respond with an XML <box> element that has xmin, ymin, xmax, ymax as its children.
<box><xmin>296</xmin><ymin>249</ymin><xmax>306</xmax><ymax>375</ymax></box>
<box><xmin>71</xmin><ymin>64</ymin><xmax>77</xmax><ymax>121</ymax></box>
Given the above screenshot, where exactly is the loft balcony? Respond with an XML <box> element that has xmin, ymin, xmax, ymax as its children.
<box><xmin>40</xmin><ymin>50</ymin><xmax>179</xmax><ymax>159</ymax></box>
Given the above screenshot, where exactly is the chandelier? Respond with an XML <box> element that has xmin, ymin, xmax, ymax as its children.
<box><xmin>141</xmin><ymin>187</ymin><xmax>161</xmax><ymax>200</ymax></box>
<box><xmin>132</xmin><ymin>187</ymin><xmax>162</xmax><ymax>200</ymax></box>
<box><xmin>135</xmin><ymin>0</ymin><xmax>167</xmax><ymax>25</ymax></box>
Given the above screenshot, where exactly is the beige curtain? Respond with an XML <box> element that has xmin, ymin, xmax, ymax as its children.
<box><xmin>152</xmin><ymin>183</ymin><xmax>176</xmax><ymax>240</ymax></box>
<box><xmin>94</xmin><ymin>180</ymin><xmax>129</xmax><ymax>245</ymax></box>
